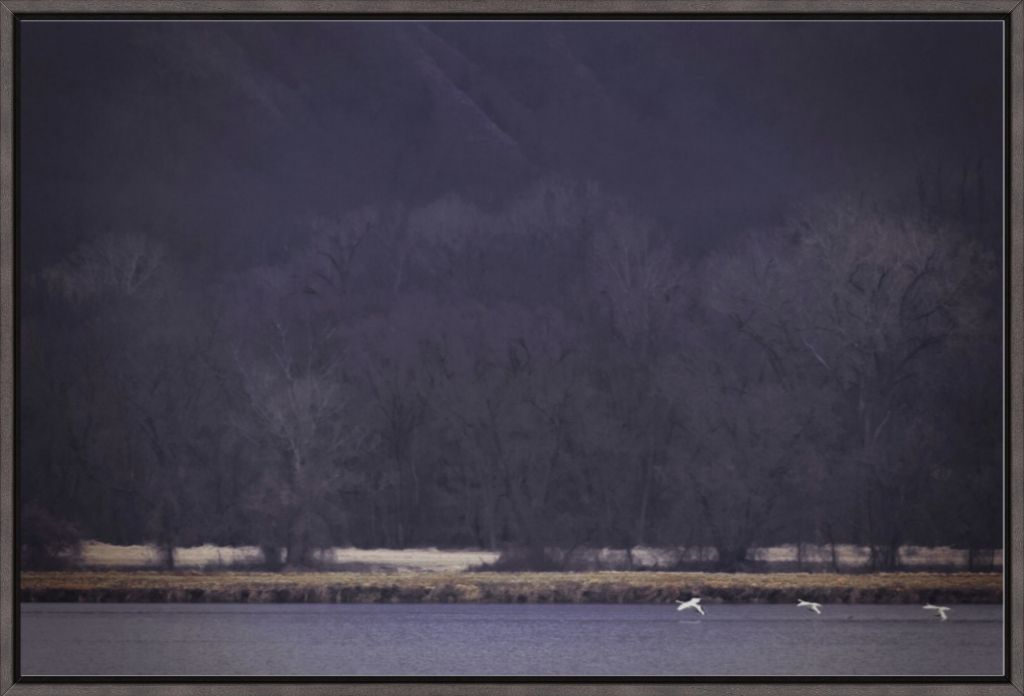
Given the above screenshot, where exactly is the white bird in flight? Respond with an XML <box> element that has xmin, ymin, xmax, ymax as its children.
<box><xmin>675</xmin><ymin>597</ymin><xmax>705</xmax><ymax>615</ymax></box>
<box><xmin>923</xmin><ymin>603</ymin><xmax>950</xmax><ymax>621</ymax></box>
<box><xmin>797</xmin><ymin>599</ymin><xmax>822</xmax><ymax>614</ymax></box>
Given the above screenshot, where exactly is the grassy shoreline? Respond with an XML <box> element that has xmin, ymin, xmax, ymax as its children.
<box><xmin>21</xmin><ymin>570</ymin><xmax>1002</xmax><ymax>604</ymax></box>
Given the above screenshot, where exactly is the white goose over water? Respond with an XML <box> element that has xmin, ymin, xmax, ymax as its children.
<box><xmin>923</xmin><ymin>603</ymin><xmax>950</xmax><ymax>621</ymax></box>
<box><xmin>797</xmin><ymin>599</ymin><xmax>822</xmax><ymax>615</ymax></box>
<box><xmin>675</xmin><ymin>597</ymin><xmax>705</xmax><ymax>615</ymax></box>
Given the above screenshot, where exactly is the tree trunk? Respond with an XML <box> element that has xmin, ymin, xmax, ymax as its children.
<box><xmin>716</xmin><ymin>544</ymin><xmax>748</xmax><ymax>572</ymax></box>
<box><xmin>634</xmin><ymin>452</ymin><xmax>652</xmax><ymax>547</ymax></box>
<box><xmin>285</xmin><ymin>513</ymin><xmax>310</xmax><ymax>569</ymax></box>
<box><xmin>158</xmin><ymin>541</ymin><xmax>175</xmax><ymax>570</ymax></box>
<box><xmin>824</xmin><ymin>523</ymin><xmax>840</xmax><ymax>572</ymax></box>
<box><xmin>261</xmin><ymin>545</ymin><xmax>283</xmax><ymax>571</ymax></box>
<box><xmin>869</xmin><ymin>538</ymin><xmax>900</xmax><ymax>571</ymax></box>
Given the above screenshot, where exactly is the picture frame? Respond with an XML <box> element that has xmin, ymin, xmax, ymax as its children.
<box><xmin>1</xmin><ymin>1</ymin><xmax>1020</xmax><ymax>694</ymax></box>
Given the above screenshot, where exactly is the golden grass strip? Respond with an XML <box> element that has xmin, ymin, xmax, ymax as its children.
<box><xmin>20</xmin><ymin>570</ymin><xmax>1002</xmax><ymax>604</ymax></box>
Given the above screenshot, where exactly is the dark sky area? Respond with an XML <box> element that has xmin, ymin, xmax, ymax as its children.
<box><xmin>19</xmin><ymin>20</ymin><xmax>1003</xmax><ymax>273</ymax></box>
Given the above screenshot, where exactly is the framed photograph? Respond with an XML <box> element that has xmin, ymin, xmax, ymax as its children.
<box><xmin>1</xmin><ymin>1</ymin><xmax>1021</xmax><ymax>694</ymax></box>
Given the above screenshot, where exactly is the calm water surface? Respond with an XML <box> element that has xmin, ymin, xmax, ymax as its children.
<box><xmin>21</xmin><ymin>603</ymin><xmax>1003</xmax><ymax>677</ymax></box>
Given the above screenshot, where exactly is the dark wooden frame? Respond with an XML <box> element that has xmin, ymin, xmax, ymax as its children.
<box><xmin>1</xmin><ymin>1</ymin><xmax>1021</xmax><ymax>694</ymax></box>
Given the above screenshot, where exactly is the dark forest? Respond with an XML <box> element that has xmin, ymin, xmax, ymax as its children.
<box><xmin>17</xmin><ymin>21</ymin><xmax>1004</xmax><ymax>571</ymax></box>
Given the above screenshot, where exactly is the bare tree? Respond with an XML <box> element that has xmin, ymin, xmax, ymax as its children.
<box><xmin>725</xmin><ymin>199</ymin><xmax>997</xmax><ymax>568</ymax></box>
<box><xmin>232</xmin><ymin>286</ymin><xmax>367</xmax><ymax>567</ymax></box>
<box><xmin>43</xmin><ymin>233</ymin><xmax>165</xmax><ymax>303</ymax></box>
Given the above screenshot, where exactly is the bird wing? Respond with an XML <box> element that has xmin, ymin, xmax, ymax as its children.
<box><xmin>811</xmin><ymin>605</ymin><xmax>821</xmax><ymax>614</ymax></box>
<box><xmin>695</xmin><ymin>604</ymin><xmax>705</xmax><ymax>615</ymax></box>
<box><xmin>937</xmin><ymin>608</ymin><xmax>949</xmax><ymax>620</ymax></box>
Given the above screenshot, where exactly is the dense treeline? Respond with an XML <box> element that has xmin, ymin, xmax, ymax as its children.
<box><xmin>20</xmin><ymin>179</ymin><xmax>1002</xmax><ymax>571</ymax></box>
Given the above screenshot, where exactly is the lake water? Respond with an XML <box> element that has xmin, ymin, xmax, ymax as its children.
<box><xmin>20</xmin><ymin>603</ymin><xmax>1003</xmax><ymax>677</ymax></box>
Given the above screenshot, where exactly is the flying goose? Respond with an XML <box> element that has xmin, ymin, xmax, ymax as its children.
<box><xmin>797</xmin><ymin>599</ymin><xmax>822</xmax><ymax>614</ymax></box>
<box><xmin>675</xmin><ymin>597</ymin><xmax>705</xmax><ymax>615</ymax></box>
<box><xmin>923</xmin><ymin>603</ymin><xmax>950</xmax><ymax>621</ymax></box>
